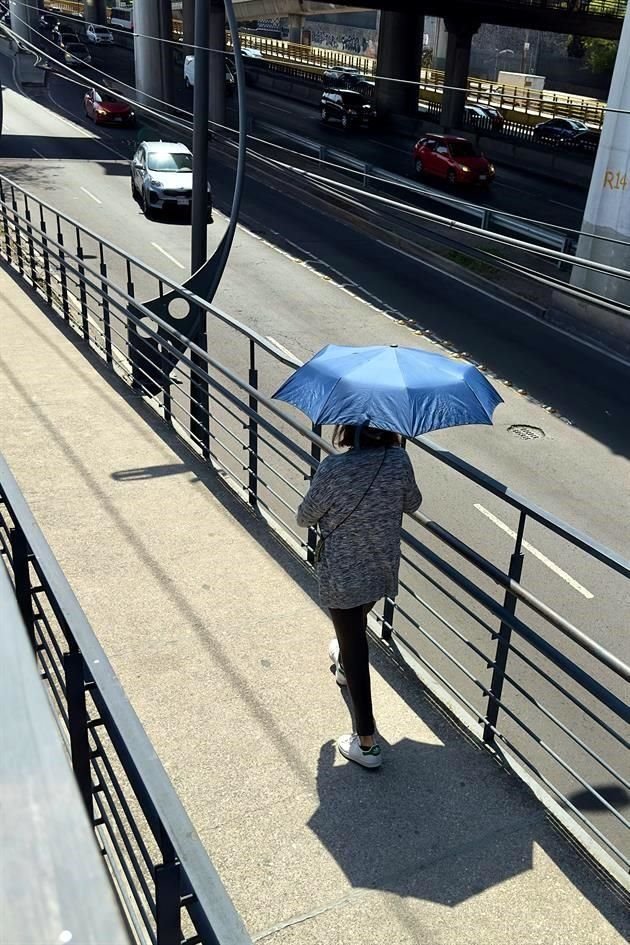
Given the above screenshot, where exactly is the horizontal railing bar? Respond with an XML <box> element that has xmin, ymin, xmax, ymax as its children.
<box><xmin>397</xmin><ymin>576</ymin><xmax>495</xmax><ymax>666</ymax></box>
<box><xmin>501</xmin><ymin>668</ymin><xmax>630</xmax><ymax>789</ymax></box>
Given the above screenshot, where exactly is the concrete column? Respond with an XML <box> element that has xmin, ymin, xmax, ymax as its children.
<box><xmin>375</xmin><ymin>10</ymin><xmax>424</xmax><ymax>119</ymax></box>
<box><xmin>572</xmin><ymin>10</ymin><xmax>630</xmax><ymax>306</ymax></box>
<box><xmin>435</xmin><ymin>19</ymin><xmax>448</xmax><ymax>67</ymax></box>
<box><xmin>134</xmin><ymin>0</ymin><xmax>174</xmax><ymax>107</ymax></box>
<box><xmin>288</xmin><ymin>14</ymin><xmax>304</xmax><ymax>45</ymax></box>
<box><xmin>183</xmin><ymin>0</ymin><xmax>195</xmax><ymax>47</ymax></box>
<box><xmin>441</xmin><ymin>17</ymin><xmax>479</xmax><ymax>130</ymax></box>
<box><xmin>83</xmin><ymin>0</ymin><xmax>107</xmax><ymax>25</ymax></box>
<box><xmin>9</xmin><ymin>1</ymin><xmax>37</xmax><ymax>43</ymax></box>
<box><xmin>208</xmin><ymin>0</ymin><xmax>225</xmax><ymax>129</ymax></box>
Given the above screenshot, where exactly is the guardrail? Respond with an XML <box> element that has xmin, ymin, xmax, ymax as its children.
<box><xmin>252</xmin><ymin>120</ymin><xmax>575</xmax><ymax>256</ymax></box>
<box><xmin>0</xmin><ymin>174</ymin><xmax>628</xmax><ymax>885</ymax></box>
<box><xmin>0</xmin><ymin>459</ymin><xmax>252</xmax><ymax>942</ymax></box>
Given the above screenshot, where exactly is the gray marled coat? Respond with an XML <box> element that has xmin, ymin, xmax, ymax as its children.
<box><xmin>297</xmin><ymin>446</ymin><xmax>422</xmax><ymax>609</ymax></box>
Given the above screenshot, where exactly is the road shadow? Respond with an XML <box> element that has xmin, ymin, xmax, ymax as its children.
<box><xmin>2</xmin><ymin>261</ymin><xmax>628</xmax><ymax>938</ymax></box>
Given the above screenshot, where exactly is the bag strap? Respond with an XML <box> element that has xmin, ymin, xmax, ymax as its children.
<box><xmin>320</xmin><ymin>449</ymin><xmax>387</xmax><ymax>545</ymax></box>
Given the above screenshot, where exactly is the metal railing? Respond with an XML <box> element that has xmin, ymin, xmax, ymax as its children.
<box><xmin>0</xmin><ymin>175</ymin><xmax>628</xmax><ymax>886</ymax></box>
<box><xmin>0</xmin><ymin>462</ymin><xmax>253</xmax><ymax>945</ymax></box>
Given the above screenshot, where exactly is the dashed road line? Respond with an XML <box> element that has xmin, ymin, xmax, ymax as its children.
<box><xmin>474</xmin><ymin>503</ymin><xmax>594</xmax><ymax>599</ymax></box>
<box><xmin>151</xmin><ymin>242</ymin><xmax>186</xmax><ymax>269</ymax></box>
<box><xmin>80</xmin><ymin>186</ymin><xmax>102</xmax><ymax>205</ymax></box>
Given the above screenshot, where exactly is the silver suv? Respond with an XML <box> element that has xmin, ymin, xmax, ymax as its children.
<box><xmin>130</xmin><ymin>141</ymin><xmax>212</xmax><ymax>218</ymax></box>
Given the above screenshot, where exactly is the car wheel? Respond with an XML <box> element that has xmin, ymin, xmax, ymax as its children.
<box><xmin>131</xmin><ymin>176</ymin><xmax>136</xmax><ymax>201</ymax></box>
<box><xmin>341</xmin><ymin>113</ymin><xmax>349</xmax><ymax>130</ymax></box>
<box><xmin>414</xmin><ymin>158</ymin><xmax>423</xmax><ymax>176</ymax></box>
<box><xmin>141</xmin><ymin>189</ymin><xmax>151</xmax><ymax>218</ymax></box>
<box><xmin>447</xmin><ymin>170</ymin><xmax>457</xmax><ymax>186</ymax></box>
<box><xmin>321</xmin><ymin>106</ymin><xmax>328</xmax><ymax>122</ymax></box>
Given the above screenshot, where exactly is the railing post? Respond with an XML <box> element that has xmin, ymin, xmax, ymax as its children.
<box><xmin>40</xmin><ymin>206</ymin><xmax>53</xmax><ymax>306</ymax></box>
<box><xmin>0</xmin><ymin>180</ymin><xmax>12</xmax><ymax>265</ymax></box>
<box><xmin>306</xmin><ymin>424</ymin><xmax>321</xmax><ymax>566</ymax></box>
<box><xmin>11</xmin><ymin>186</ymin><xmax>24</xmax><ymax>276</ymax></box>
<box><xmin>155</xmin><ymin>833</ymin><xmax>181</xmax><ymax>945</ymax></box>
<box><xmin>76</xmin><ymin>226</ymin><xmax>90</xmax><ymax>341</ymax></box>
<box><xmin>23</xmin><ymin>195</ymin><xmax>37</xmax><ymax>286</ymax></box>
<box><xmin>483</xmin><ymin>510</ymin><xmax>526</xmax><ymax>746</ymax></box>
<box><xmin>64</xmin><ymin>647</ymin><xmax>93</xmax><ymax>814</ymax></box>
<box><xmin>381</xmin><ymin>597</ymin><xmax>395</xmax><ymax>642</ymax></box>
<box><xmin>190</xmin><ymin>314</ymin><xmax>210</xmax><ymax>461</ymax></box>
<box><xmin>10</xmin><ymin>525</ymin><xmax>36</xmax><ymax>648</ymax></box>
<box><xmin>247</xmin><ymin>339</ymin><xmax>259</xmax><ymax>508</ymax></box>
<box><xmin>99</xmin><ymin>243</ymin><xmax>113</xmax><ymax>366</ymax></box>
<box><xmin>56</xmin><ymin>214</ymin><xmax>70</xmax><ymax>321</ymax></box>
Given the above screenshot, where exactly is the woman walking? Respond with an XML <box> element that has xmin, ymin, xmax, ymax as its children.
<box><xmin>297</xmin><ymin>425</ymin><xmax>422</xmax><ymax>769</ymax></box>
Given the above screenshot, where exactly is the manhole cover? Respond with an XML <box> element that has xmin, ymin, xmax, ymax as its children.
<box><xmin>508</xmin><ymin>424</ymin><xmax>545</xmax><ymax>440</ymax></box>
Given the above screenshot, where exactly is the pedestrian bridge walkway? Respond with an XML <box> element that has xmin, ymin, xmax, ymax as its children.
<box><xmin>2</xmin><ymin>263</ymin><xmax>628</xmax><ymax>942</ymax></box>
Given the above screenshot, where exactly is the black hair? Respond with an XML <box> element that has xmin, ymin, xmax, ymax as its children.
<box><xmin>333</xmin><ymin>424</ymin><xmax>401</xmax><ymax>449</ymax></box>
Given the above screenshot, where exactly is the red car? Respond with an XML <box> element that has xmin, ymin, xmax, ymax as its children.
<box><xmin>84</xmin><ymin>88</ymin><xmax>135</xmax><ymax>126</ymax></box>
<box><xmin>413</xmin><ymin>134</ymin><xmax>495</xmax><ymax>186</ymax></box>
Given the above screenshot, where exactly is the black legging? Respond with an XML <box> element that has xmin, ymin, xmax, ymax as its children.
<box><xmin>329</xmin><ymin>601</ymin><xmax>376</xmax><ymax>737</ymax></box>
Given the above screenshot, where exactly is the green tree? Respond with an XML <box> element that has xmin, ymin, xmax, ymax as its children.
<box><xmin>583</xmin><ymin>38</ymin><xmax>618</xmax><ymax>73</ymax></box>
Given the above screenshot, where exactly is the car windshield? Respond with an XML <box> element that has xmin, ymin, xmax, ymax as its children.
<box><xmin>341</xmin><ymin>92</ymin><xmax>364</xmax><ymax>104</ymax></box>
<box><xmin>93</xmin><ymin>27</ymin><xmax>109</xmax><ymax>33</ymax></box>
<box><xmin>147</xmin><ymin>151</ymin><xmax>192</xmax><ymax>172</ymax></box>
<box><xmin>99</xmin><ymin>93</ymin><xmax>120</xmax><ymax>104</ymax></box>
<box><xmin>448</xmin><ymin>141</ymin><xmax>476</xmax><ymax>158</ymax></box>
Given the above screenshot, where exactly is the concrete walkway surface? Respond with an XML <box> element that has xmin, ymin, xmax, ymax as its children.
<box><xmin>1</xmin><ymin>263</ymin><xmax>628</xmax><ymax>945</ymax></box>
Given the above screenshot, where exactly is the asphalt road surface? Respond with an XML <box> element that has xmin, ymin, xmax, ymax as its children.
<box><xmin>1</xmin><ymin>58</ymin><xmax>628</xmax><ymax>864</ymax></box>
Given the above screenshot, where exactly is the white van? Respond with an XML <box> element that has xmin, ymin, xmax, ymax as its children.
<box><xmin>184</xmin><ymin>55</ymin><xmax>235</xmax><ymax>91</ymax></box>
<box><xmin>110</xmin><ymin>6</ymin><xmax>133</xmax><ymax>31</ymax></box>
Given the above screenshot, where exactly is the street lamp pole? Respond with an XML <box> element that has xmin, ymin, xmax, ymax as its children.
<box><xmin>191</xmin><ymin>0</ymin><xmax>209</xmax><ymax>274</ymax></box>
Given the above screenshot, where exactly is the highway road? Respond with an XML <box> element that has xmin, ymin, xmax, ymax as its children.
<box><xmin>69</xmin><ymin>39</ymin><xmax>588</xmax><ymax>234</ymax></box>
<box><xmin>1</xmin><ymin>58</ymin><xmax>628</xmax><ymax>863</ymax></box>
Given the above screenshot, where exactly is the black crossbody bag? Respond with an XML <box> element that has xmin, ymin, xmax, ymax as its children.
<box><xmin>314</xmin><ymin>451</ymin><xmax>387</xmax><ymax>564</ymax></box>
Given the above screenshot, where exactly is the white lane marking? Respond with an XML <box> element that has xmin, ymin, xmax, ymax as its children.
<box><xmin>473</xmin><ymin>504</ymin><xmax>594</xmax><ymax>599</ymax></box>
<box><xmin>266</xmin><ymin>335</ymin><xmax>298</xmax><ymax>360</ymax></box>
<box><xmin>80</xmin><ymin>186</ymin><xmax>102</xmax><ymax>205</ymax></box>
<box><xmin>32</xmin><ymin>148</ymin><xmax>47</xmax><ymax>159</ymax></box>
<box><xmin>367</xmin><ymin>139</ymin><xmax>409</xmax><ymax>155</ymax></box>
<box><xmin>549</xmin><ymin>198</ymin><xmax>582</xmax><ymax>212</ymax></box>
<box><xmin>150</xmin><ymin>242</ymin><xmax>186</xmax><ymax>269</ymax></box>
<box><xmin>266</xmin><ymin>104</ymin><xmax>293</xmax><ymax>114</ymax></box>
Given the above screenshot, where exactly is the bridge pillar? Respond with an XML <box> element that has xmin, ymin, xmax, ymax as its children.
<box><xmin>288</xmin><ymin>14</ymin><xmax>304</xmax><ymax>45</ymax></box>
<box><xmin>435</xmin><ymin>19</ymin><xmax>448</xmax><ymax>68</ymax></box>
<box><xmin>571</xmin><ymin>10</ymin><xmax>630</xmax><ymax>307</ymax></box>
<box><xmin>441</xmin><ymin>17</ymin><xmax>480</xmax><ymax>130</ymax></box>
<box><xmin>9</xmin><ymin>1</ymin><xmax>37</xmax><ymax>43</ymax></box>
<box><xmin>134</xmin><ymin>0</ymin><xmax>174</xmax><ymax>107</ymax></box>
<box><xmin>375</xmin><ymin>10</ymin><xmax>424</xmax><ymax>119</ymax></box>
<box><xmin>83</xmin><ymin>0</ymin><xmax>107</xmax><ymax>25</ymax></box>
<box><xmin>183</xmin><ymin>0</ymin><xmax>195</xmax><ymax>46</ymax></box>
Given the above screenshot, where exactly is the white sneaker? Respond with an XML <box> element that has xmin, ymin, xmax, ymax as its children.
<box><xmin>328</xmin><ymin>638</ymin><xmax>346</xmax><ymax>686</ymax></box>
<box><xmin>337</xmin><ymin>733</ymin><xmax>382</xmax><ymax>769</ymax></box>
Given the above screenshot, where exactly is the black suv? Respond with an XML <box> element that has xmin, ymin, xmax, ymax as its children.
<box><xmin>322</xmin><ymin>66</ymin><xmax>374</xmax><ymax>96</ymax></box>
<box><xmin>321</xmin><ymin>89</ymin><xmax>376</xmax><ymax>129</ymax></box>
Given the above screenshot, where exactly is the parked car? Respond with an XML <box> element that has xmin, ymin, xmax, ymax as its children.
<box><xmin>563</xmin><ymin>128</ymin><xmax>600</xmax><ymax>153</ymax></box>
<box><xmin>40</xmin><ymin>12</ymin><xmax>60</xmax><ymax>31</ymax></box>
<box><xmin>465</xmin><ymin>104</ymin><xmax>504</xmax><ymax>130</ymax></box>
<box><xmin>241</xmin><ymin>47</ymin><xmax>264</xmax><ymax>59</ymax></box>
<box><xmin>321</xmin><ymin>89</ymin><xmax>376</xmax><ymax>129</ymax></box>
<box><xmin>86</xmin><ymin>24</ymin><xmax>114</xmax><ymax>44</ymax></box>
<box><xmin>53</xmin><ymin>28</ymin><xmax>80</xmax><ymax>47</ymax></box>
<box><xmin>413</xmin><ymin>134</ymin><xmax>495</xmax><ymax>186</ymax></box>
<box><xmin>84</xmin><ymin>87</ymin><xmax>134</xmax><ymax>125</ymax></box>
<box><xmin>322</xmin><ymin>65</ymin><xmax>360</xmax><ymax>87</ymax></box>
<box><xmin>183</xmin><ymin>54</ymin><xmax>235</xmax><ymax>93</ymax></box>
<box><xmin>532</xmin><ymin>117</ymin><xmax>588</xmax><ymax>144</ymax></box>
<box><xmin>63</xmin><ymin>42</ymin><xmax>92</xmax><ymax>66</ymax></box>
<box><xmin>130</xmin><ymin>141</ymin><xmax>212</xmax><ymax>218</ymax></box>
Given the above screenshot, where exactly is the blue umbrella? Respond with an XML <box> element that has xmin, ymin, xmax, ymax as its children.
<box><xmin>272</xmin><ymin>344</ymin><xmax>502</xmax><ymax>438</ymax></box>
